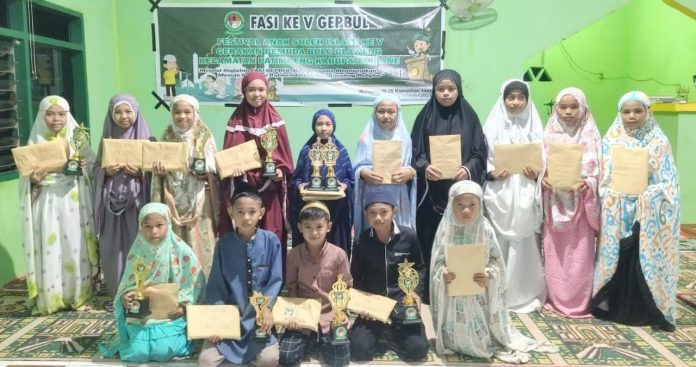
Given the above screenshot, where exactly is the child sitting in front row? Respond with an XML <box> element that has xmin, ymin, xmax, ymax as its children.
<box><xmin>280</xmin><ymin>201</ymin><xmax>353</xmax><ymax>367</ymax></box>
<box><xmin>349</xmin><ymin>189</ymin><xmax>429</xmax><ymax>362</ymax></box>
<box><xmin>198</xmin><ymin>190</ymin><xmax>283</xmax><ymax>367</ymax></box>
<box><xmin>430</xmin><ymin>180</ymin><xmax>558</xmax><ymax>364</ymax></box>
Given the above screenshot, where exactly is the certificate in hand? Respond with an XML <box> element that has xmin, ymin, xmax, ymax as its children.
<box><xmin>214</xmin><ymin>140</ymin><xmax>262</xmax><ymax>178</ymax></box>
<box><xmin>271</xmin><ymin>297</ymin><xmax>322</xmax><ymax>332</ymax></box>
<box><xmin>101</xmin><ymin>139</ymin><xmax>145</xmax><ymax>169</ymax></box>
<box><xmin>610</xmin><ymin>145</ymin><xmax>648</xmax><ymax>195</ymax></box>
<box><xmin>144</xmin><ymin>283</ymin><xmax>179</xmax><ymax>320</ymax></box>
<box><xmin>494</xmin><ymin>143</ymin><xmax>542</xmax><ymax>174</ymax></box>
<box><xmin>372</xmin><ymin>140</ymin><xmax>402</xmax><ymax>184</ymax></box>
<box><xmin>446</xmin><ymin>244</ymin><xmax>486</xmax><ymax>296</ymax></box>
<box><xmin>429</xmin><ymin>135</ymin><xmax>462</xmax><ymax>179</ymax></box>
<box><xmin>548</xmin><ymin>143</ymin><xmax>583</xmax><ymax>190</ymax></box>
<box><xmin>11</xmin><ymin>139</ymin><xmax>68</xmax><ymax>176</ymax></box>
<box><xmin>347</xmin><ymin>288</ymin><xmax>397</xmax><ymax>323</ymax></box>
<box><xmin>186</xmin><ymin>305</ymin><xmax>241</xmax><ymax>340</ymax></box>
<box><xmin>142</xmin><ymin>142</ymin><xmax>189</xmax><ymax>172</ymax></box>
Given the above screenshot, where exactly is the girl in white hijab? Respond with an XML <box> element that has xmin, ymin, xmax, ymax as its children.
<box><xmin>482</xmin><ymin>80</ymin><xmax>546</xmax><ymax>313</ymax></box>
<box><xmin>19</xmin><ymin>95</ymin><xmax>98</xmax><ymax>315</ymax></box>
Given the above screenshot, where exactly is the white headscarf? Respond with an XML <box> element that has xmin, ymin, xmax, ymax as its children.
<box><xmin>28</xmin><ymin>96</ymin><xmax>80</xmax><ymax>155</ymax></box>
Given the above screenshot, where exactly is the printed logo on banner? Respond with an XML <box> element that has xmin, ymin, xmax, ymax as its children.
<box><xmin>225</xmin><ymin>11</ymin><xmax>245</xmax><ymax>35</ymax></box>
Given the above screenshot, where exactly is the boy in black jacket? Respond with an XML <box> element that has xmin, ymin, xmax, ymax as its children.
<box><xmin>349</xmin><ymin>190</ymin><xmax>429</xmax><ymax>362</ymax></box>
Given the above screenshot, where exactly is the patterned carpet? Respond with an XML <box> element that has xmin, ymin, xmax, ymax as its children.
<box><xmin>1</xmin><ymin>240</ymin><xmax>695</xmax><ymax>366</ymax></box>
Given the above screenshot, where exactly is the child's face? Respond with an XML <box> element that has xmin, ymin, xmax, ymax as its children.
<box><xmin>298</xmin><ymin>217</ymin><xmax>332</xmax><ymax>248</ymax></box>
<box><xmin>555</xmin><ymin>95</ymin><xmax>581</xmax><ymax>126</ymax></box>
<box><xmin>113</xmin><ymin>103</ymin><xmax>135</xmax><ymax>130</ymax></box>
<box><xmin>375</xmin><ymin>100</ymin><xmax>398</xmax><ymax>131</ymax></box>
<box><xmin>165</xmin><ymin>60</ymin><xmax>178</xmax><ymax>71</ymax></box>
<box><xmin>172</xmin><ymin>101</ymin><xmax>195</xmax><ymax>131</ymax></box>
<box><xmin>366</xmin><ymin>203</ymin><xmax>396</xmax><ymax>232</ymax></box>
<box><xmin>414</xmin><ymin>39</ymin><xmax>429</xmax><ymax>53</ymax></box>
<box><xmin>435</xmin><ymin>78</ymin><xmax>458</xmax><ymax>108</ymax></box>
<box><xmin>244</xmin><ymin>79</ymin><xmax>268</xmax><ymax>108</ymax></box>
<box><xmin>314</xmin><ymin>115</ymin><xmax>334</xmax><ymax>140</ymax></box>
<box><xmin>229</xmin><ymin>197</ymin><xmax>265</xmax><ymax>236</ymax></box>
<box><xmin>140</xmin><ymin>213</ymin><xmax>168</xmax><ymax>244</ymax></box>
<box><xmin>620</xmin><ymin>100</ymin><xmax>649</xmax><ymax>131</ymax></box>
<box><xmin>44</xmin><ymin>104</ymin><xmax>67</xmax><ymax>133</ymax></box>
<box><xmin>452</xmin><ymin>193</ymin><xmax>480</xmax><ymax>225</ymax></box>
<box><xmin>504</xmin><ymin>89</ymin><xmax>528</xmax><ymax>114</ymax></box>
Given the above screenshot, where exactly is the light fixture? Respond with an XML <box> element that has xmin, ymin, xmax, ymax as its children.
<box><xmin>440</xmin><ymin>0</ymin><xmax>497</xmax><ymax>30</ymax></box>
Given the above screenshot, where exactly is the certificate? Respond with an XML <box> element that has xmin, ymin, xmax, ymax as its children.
<box><xmin>429</xmin><ymin>135</ymin><xmax>462</xmax><ymax>179</ymax></box>
<box><xmin>547</xmin><ymin>143</ymin><xmax>583</xmax><ymax>190</ymax></box>
<box><xmin>610</xmin><ymin>145</ymin><xmax>648</xmax><ymax>195</ymax></box>
<box><xmin>101</xmin><ymin>139</ymin><xmax>145</xmax><ymax>169</ymax></box>
<box><xmin>347</xmin><ymin>288</ymin><xmax>397</xmax><ymax>323</ymax></box>
<box><xmin>494</xmin><ymin>143</ymin><xmax>542</xmax><ymax>173</ymax></box>
<box><xmin>214</xmin><ymin>140</ymin><xmax>262</xmax><ymax>179</ymax></box>
<box><xmin>144</xmin><ymin>283</ymin><xmax>179</xmax><ymax>320</ymax></box>
<box><xmin>372</xmin><ymin>140</ymin><xmax>402</xmax><ymax>184</ymax></box>
<box><xmin>271</xmin><ymin>297</ymin><xmax>322</xmax><ymax>332</ymax></box>
<box><xmin>11</xmin><ymin>139</ymin><xmax>68</xmax><ymax>176</ymax></box>
<box><xmin>142</xmin><ymin>142</ymin><xmax>189</xmax><ymax>172</ymax></box>
<box><xmin>186</xmin><ymin>305</ymin><xmax>241</xmax><ymax>340</ymax></box>
<box><xmin>446</xmin><ymin>244</ymin><xmax>486</xmax><ymax>296</ymax></box>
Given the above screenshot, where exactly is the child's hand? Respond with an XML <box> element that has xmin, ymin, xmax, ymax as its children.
<box><xmin>453</xmin><ymin>167</ymin><xmax>469</xmax><ymax>181</ymax></box>
<box><xmin>576</xmin><ymin>180</ymin><xmax>589</xmax><ymax>193</ymax></box>
<box><xmin>541</xmin><ymin>176</ymin><xmax>553</xmax><ymax>191</ymax></box>
<box><xmin>207</xmin><ymin>335</ymin><xmax>222</xmax><ymax>344</ymax></box>
<box><xmin>260</xmin><ymin>307</ymin><xmax>274</xmax><ymax>333</ymax></box>
<box><xmin>391</xmin><ymin>167</ymin><xmax>413</xmax><ymax>184</ymax></box>
<box><xmin>271</xmin><ymin>168</ymin><xmax>283</xmax><ymax>182</ymax></box>
<box><xmin>442</xmin><ymin>268</ymin><xmax>456</xmax><ymax>284</ymax></box>
<box><xmin>360</xmin><ymin>168</ymin><xmax>383</xmax><ymax>185</ymax></box>
<box><xmin>167</xmin><ymin>306</ymin><xmax>185</xmax><ymax>320</ymax></box>
<box><xmin>489</xmin><ymin>169</ymin><xmax>510</xmax><ymax>181</ymax></box>
<box><xmin>410</xmin><ymin>292</ymin><xmax>422</xmax><ymax>312</ymax></box>
<box><xmin>523</xmin><ymin>164</ymin><xmax>539</xmax><ymax>181</ymax></box>
<box><xmin>473</xmin><ymin>272</ymin><xmax>489</xmax><ymax>288</ymax></box>
<box><xmin>358</xmin><ymin>311</ymin><xmax>376</xmax><ymax>321</ymax></box>
<box><xmin>122</xmin><ymin>291</ymin><xmax>136</xmax><ymax>310</ymax></box>
<box><xmin>153</xmin><ymin>160</ymin><xmax>167</xmax><ymax>177</ymax></box>
<box><xmin>105</xmin><ymin>164</ymin><xmax>121</xmax><ymax>177</ymax></box>
<box><xmin>231</xmin><ymin>167</ymin><xmax>244</xmax><ymax>177</ymax></box>
<box><xmin>30</xmin><ymin>167</ymin><xmax>49</xmax><ymax>184</ymax></box>
<box><xmin>425</xmin><ymin>164</ymin><xmax>442</xmax><ymax>181</ymax></box>
<box><xmin>287</xmin><ymin>319</ymin><xmax>300</xmax><ymax>331</ymax></box>
<box><xmin>123</xmin><ymin>164</ymin><xmax>140</xmax><ymax>176</ymax></box>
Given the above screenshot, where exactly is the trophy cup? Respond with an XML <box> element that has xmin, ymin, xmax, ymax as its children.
<box><xmin>260</xmin><ymin>128</ymin><xmax>278</xmax><ymax>177</ymax></box>
<box><xmin>126</xmin><ymin>257</ymin><xmax>151</xmax><ymax>318</ymax></box>
<box><xmin>328</xmin><ymin>274</ymin><xmax>350</xmax><ymax>345</ymax></box>
<box><xmin>249</xmin><ymin>290</ymin><xmax>270</xmax><ymax>341</ymax></box>
<box><xmin>65</xmin><ymin>123</ymin><xmax>90</xmax><ymax>176</ymax></box>
<box><xmin>322</xmin><ymin>139</ymin><xmax>340</xmax><ymax>191</ymax></box>
<box><xmin>397</xmin><ymin>259</ymin><xmax>421</xmax><ymax>324</ymax></box>
<box><xmin>308</xmin><ymin>142</ymin><xmax>324</xmax><ymax>191</ymax></box>
<box><xmin>191</xmin><ymin>128</ymin><xmax>210</xmax><ymax>175</ymax></box>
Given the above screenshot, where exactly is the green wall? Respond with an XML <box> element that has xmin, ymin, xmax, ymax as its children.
<box><xmin>3</xmin><ymin>0</ymin><xmax>695</xmax><ymax>285</ymax></box>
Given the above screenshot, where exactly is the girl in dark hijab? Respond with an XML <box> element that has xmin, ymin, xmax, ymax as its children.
<box><xmin>411</xmin><ymin>69</ymin><xmax>488</xmax><ymax>298</ymax></box>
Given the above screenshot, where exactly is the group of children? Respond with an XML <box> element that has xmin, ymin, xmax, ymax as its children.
<box><xmin>18</xmin><ymin>68</ymin><xmax>680</xmax><ymax>365</ymax></box>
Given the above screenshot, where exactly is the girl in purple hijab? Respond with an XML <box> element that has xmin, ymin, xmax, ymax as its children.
<box><xmin>94</xmin><ymin>94</ymin><xmax>154</xmax><ymax>297</ymax></box>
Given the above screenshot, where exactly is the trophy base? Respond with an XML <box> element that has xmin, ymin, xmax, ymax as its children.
<box><xmin>308</xmin><ymin>176</ymin><xmax>323</xmax><ymax>191</ymax></box>
<box><xmin>401</xmin><ymin>305</ymin><xmax>421</xmax><ymax>325</ymax></box>
<box><xmin>254</xmin><ymin>329</ymin><xmax>270</xmax><ymax>342</ymax></box>
<box><xmin>330</xmin><ymin>322</ymin><xmax>350</xmax><ymax>345</ymax></box>
<box><xmin>192</xmin><ymin>158</ymin><xmax>207</xmax><ymax>175</ymax></box>
<box><xmin>262</xmin><ymin>161</ymin><xmax>277</xmax><ymax>177</ymax></box>
<box><xmin>325</xmin><ymin>177</ymin><xmax>339</xmax><ymax>191</ymax></box>
<box><xmin>125</xmin><ymin>298</ymin><xmax>151</xmax><ymax>319</ymax></box>
<box><xmin>300</xmin><ymin>188</ymin><xmax>346</xmax><ymax>202</ymax></box>
<box><xmin>65</xmin><ymin>159</ymin><xmax>82</xmax><ymax>176</ymax></box>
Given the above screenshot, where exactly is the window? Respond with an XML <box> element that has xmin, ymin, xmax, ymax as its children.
<box><xmin>0</xmin><ymin>0</ymin><xmax>86</xmax><ymax>181</ymax></box>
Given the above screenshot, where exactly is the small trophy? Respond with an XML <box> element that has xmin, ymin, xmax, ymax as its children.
<box><xmin>126</xmin><ymin>257</ymin><xmax>151</xmax><ymax>318</ymax></box>
<box><xmin>65</xmin><ymin>123</ymin><xmax>90</xmax><ymax>176</ymax></box>
<box><xmin>260</xmin><ymin>128</ymin><xmax>278</xmax><ymax>177</ymax></box>
<box><xmin>191</xmin><ymin>128</ymin><xmax>210</xmax><ymax>175</ymax></box>
<box><xmin>397</xmin><ymin>259</ymin><xmax>421</xmax><ymax>324</ymax></box>
<box><xmin>308</xmin><ymin>143</ymin><xmax>324</xmax><ymax>191</ymax></box>
<box><xmin>322</xmin><ymin>139</ymin><xmax>340</xmax><ymax>191</ymax></box>
<box><xmin>328</xmin><ymin>274</ymin><xmax>350</xmax><ymax>345</ymax></box>
<box><xmin>249</xmin><ymin>290</ymin><xmax>270</xmax><ymax>341</ymax></box>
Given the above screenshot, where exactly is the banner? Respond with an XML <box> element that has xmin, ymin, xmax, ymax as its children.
<box><xmin>154</xmin><ymin>4</ymin><xmax>443</xmax><ymax>105</ymax></box>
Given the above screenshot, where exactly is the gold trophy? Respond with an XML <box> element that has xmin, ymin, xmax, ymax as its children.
<box><xmin>126</xmin><ymin>257</ymin><xmax>151</xmax><ymax>318</ymax></box>
<box><xmin>260</xmin><ymin>128</ymin><xmax>278</xmax><ymax>177</ymax></box>
<box><xmin>322</xmin><ymin>139</ymin><xmax>340</xmax><ymax>191</ymax></box>
<box><xmin>328</xmin><ymin>274</ymin><xmax>350</xmax><ymax>345</ymax></box>
<box><xmin>249</xmin><ymin>290</ymin><xmax>270</xmax><ymax>341</ymax></box>
<box><xmin>191</xmin><ymin>127</ymin><xmax>210</xmax><ymax>175</ymax></box>
<box><xmin>397</xmin><ymin>259</ymin><xmax>421</xmax><ymax>324</ymax></box>
<box><xmin>308</xmin><ymin>142</ymin><xmax>324</xmax><ymax>191</ymax></box>
<box><xmin>65</xmin><ymin>123</ymin><xmax>90</xmax><ymax>176</ymax></box>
